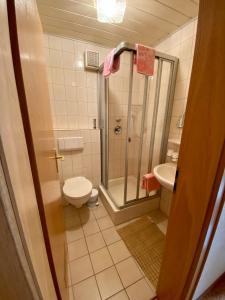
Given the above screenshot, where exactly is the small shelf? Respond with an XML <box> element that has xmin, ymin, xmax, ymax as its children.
<box><xmin>168</xmin><ymin>138</ymin><xmax>181</xmax><ymax>146</ymax></box>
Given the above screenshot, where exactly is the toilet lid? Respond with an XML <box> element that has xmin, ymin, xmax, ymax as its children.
<box><xmin>63</xmin><ymin>177</ymin><xmax>92</xmax><ymax>199</ymax></box>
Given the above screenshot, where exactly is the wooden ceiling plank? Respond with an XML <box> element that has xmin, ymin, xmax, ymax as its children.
<box><xmin>40</xmin><ymin>14</ymin><xmax>143</xmax><ymax>44</ymax></box>
<box><xmin>126</xmin><ymin>6</ymin><xmax>178</xmax><ymax>32</ymax></box>
<box><xmin>43</xmin><ymin>24</ymin><xmax>116</xmax><ymax>47</ymax></box>
<box><xmin>39</xmin><ymin>7</ymin><xmax>164</xmax><ymax>42</ymax></box>
<box><xmin>37</xmin><ymin>0</ymin><xmax>172</xmax><ymax>36</ymax></box>
<box><xmin>38</xmin><ymin>4</ymin><xmax>139</xmax><ymax>35</ymax></box>
<box><xmin>37</xmin><ymin>0</ymin><xmax>197</xmax><ymax>49</ymax></box>
<box><xmin>128</xmin><ymin>0</ymin><xmax>189</xmax><ymax>25</ymax></box>
<box><xmin>155</xmin><ymin>0</ymin><xmax>198</xmax><ymax>18</ymax></box>
<box><xmin>41</xmin><ymin>16</ymin><xmax>143</xmax><ymax>47</ymax></box>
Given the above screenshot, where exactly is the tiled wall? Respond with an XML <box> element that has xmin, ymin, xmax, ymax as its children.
<box><xmin>108</xmin><ymin>52</ymin><xmax>130</xmax><ymax>179</ymax></box>
<box><xmin>43</xmin><ymin>35</ymin><xmax>109</xmax><ymax>186</ymax></box>
<box><xmin>155</xmin><ymin>18</ymin><xmax>198</xmax><ymax>215</ymax></box>
<box><xmin>55</xmin><ymin>129</ymin><xmax>101</xmax><ymax>187</ymax></box>
<box><xmin>44</xmin><ymin>34</ymin><xmax>109</xmax><ymax>130</ymax></box>
<box><xmin>155</xmin><ymin>18</ymin><xmax>197</xmax><ymax>141</ymax></box>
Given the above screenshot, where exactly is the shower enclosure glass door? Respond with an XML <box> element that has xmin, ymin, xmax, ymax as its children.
<box><xmin>99</xmin><ymin>44</ymin><xmax>178</xmax><ymax>208</ymax></box>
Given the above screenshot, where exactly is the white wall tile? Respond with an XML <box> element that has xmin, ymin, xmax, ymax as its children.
<box><xmin>55</xmin><ymin>129</ymin><xmax>101</xmax><ymax>186</ymax></box>
<box><xmin>62</xmin><ymin>38</ymin><xmax>74</xmax><ymax>53</ymax></box>
<box><xmin>49</xmin><ymin>49</ymin><xmax>62</xmax><ymax>67</ymax></box>
<box><xmin>45</xmin><ymin>34</ymin><xmax>109</xmax><ymax>130</ymax></box>
<box><xmin>51</xmin><ymin>68</ymin><xmax>64</xmax><ymax>85</ymax></box>
<box><xmin>48</xmin><ymin>35</ymin><xmax>62</xmax><ymax>50</ymax></box>
<box><xmin>53</xmin><ymin>84</ymin><xmax>66</xmax><ymax>100</ymax></box>
<box><xmin>155</xmin><ymin>18</ymin><xmax>197</xmax><ymax>143</ymax></box>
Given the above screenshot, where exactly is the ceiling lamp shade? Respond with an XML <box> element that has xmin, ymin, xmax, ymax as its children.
<box><xmin>96</xmin><ymin>0</ymin><xmax>126</xmax><ymax>23</ymax></box>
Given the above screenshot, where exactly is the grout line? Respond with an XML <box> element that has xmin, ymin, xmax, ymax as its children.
<box><xmin>82</xmin><ymin>229</ymin><xmax>103</xmax><ymax>300</ymax></box>
<box><xmin>66</xmin><ymin>204</ymin><xmax>157</xmax><ymax>298</ymax></box>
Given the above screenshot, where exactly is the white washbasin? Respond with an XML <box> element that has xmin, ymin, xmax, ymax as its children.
<box><xmin>153</xmin><ymin>163</ymin><xmax>177</xmax><ymax>191</ymax></box>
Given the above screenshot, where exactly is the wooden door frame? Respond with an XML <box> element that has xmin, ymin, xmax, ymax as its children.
<box><xmin>157</xmin><ymin>0</ymin><xmax>225</xmax><ymax>299</ymax></box>
<box><xmin>6</xmin><ymin>0</ymin><xmax>61</xmax><ymax>299</ymax></box>
<box><xmin>185</xmin><ymin>161</ymin><xmax>225</xmax><ymax>299</ymax></box>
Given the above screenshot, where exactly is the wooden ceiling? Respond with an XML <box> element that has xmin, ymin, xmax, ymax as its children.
<box><xmin>37</xmin><ymin>0</ymin><xmax>199</xmax><ymax>47</ymax></box>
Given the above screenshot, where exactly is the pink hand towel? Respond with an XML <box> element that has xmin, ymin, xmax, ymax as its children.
<box><xmin>142</xmin><ymin>173</ymin><xmax>160</xmax><ymax>192</ymax></box>
<box><xmin>103</xmin><ymin>48</ymin><xmax>120</xmax><ymax>78</ymax></box>
<box><xmin>135</xmin><ymin>44</ymin><xmax>155</xmax><ymax>76</ymax></box>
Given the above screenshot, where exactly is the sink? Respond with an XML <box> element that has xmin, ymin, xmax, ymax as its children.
<box><xmin>153</xmin><ymin>163</ymin><xmax>177</xmax><ymax>191</ymax></box>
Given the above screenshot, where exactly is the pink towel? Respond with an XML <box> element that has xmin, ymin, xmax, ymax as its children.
<box><xmin>135</xmin><ymin>44</ymin><xmax>155</xmax><ymax>76</ymax></box>
<box><xmin>142</xmin><ymin>173</ymin><xmax>160</xmax><ymax>192</ymax></box>
<box><xmin>103</xmin><ymin>48</ymin><xmax>120</xmax><ymax>78</ymax></box>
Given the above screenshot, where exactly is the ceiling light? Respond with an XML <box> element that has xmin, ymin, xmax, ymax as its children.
<box><xmin>96</xmin><ymin>0</ymin><xmax>126</xmax><ymax>23</ymax></box>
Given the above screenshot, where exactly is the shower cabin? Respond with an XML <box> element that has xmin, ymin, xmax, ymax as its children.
<box><xmin>98</xmin><ymin>42</ymin><xmax>178</xmax><ymax>216</ymax></box>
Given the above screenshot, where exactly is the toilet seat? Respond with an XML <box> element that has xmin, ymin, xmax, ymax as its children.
<box><xmin>63</xmin><ymin>176</ymin><xmax>92</xmax><ymax>199</ymax></box>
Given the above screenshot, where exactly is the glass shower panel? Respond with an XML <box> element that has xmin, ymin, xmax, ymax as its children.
<box><xmin>124</xmin><ymin>70</ymin><xmax>144</xmax><ymax>203</ymax></box>
<box><xmin>136</xmin><ymin>60</ymin><xmax>159</xmax><ymax>199</ymax></box>
<box><xmin>107</xmin><ymin>52</ymin><xmax>130</xmax><ymax>207</ymax></box>
<box><xmin>151</xmin><ymin>61</ymin><xmax>171</xmax><ymax>170</ymax></box>
<box><xmin>138</xmin><ymin>60</ymin><xmax>172</xmax><ymax>198</ymax></box>
<box><xmin>99</xmin><ymin>73</ymin><xmax>107</xmax><ymax>187</ymax></box>
<box><xmin>99</xmin><ymin>46</ymin><xmax>177</xmax><ymax>208</ymax></box>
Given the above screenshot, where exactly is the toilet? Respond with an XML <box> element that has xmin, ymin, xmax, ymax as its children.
<box><xmin>63</xmin><ymin>176</ymin><xmax>93</xmax><ymax>208</ymax></box>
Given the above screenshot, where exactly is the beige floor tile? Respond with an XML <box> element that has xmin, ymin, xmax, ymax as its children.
<box><xmin>108</xmin><ymin>240</ymin><xmax>131</xmax><ymax>264</ymax></box>
<box><xmin>89</xmin><ymin>198</ymin><xmax>103</xmax><ymax>209</ymax></box>
<box><xmin>90</xmin><ymin>247</ymin><xmax>113</xmax><ymax>273</ymax></box>
<box><xmin>97</xmin><ymin>216</ymin><xmax>114</xmax><ymax>230</ymax></box>
<box><xmin>64</xmin><ymin>205</ymin><xmax>79</xmax><ymax>218</ymax></box>
<box><xmin>69</xmin><ymin>287</ymin><xmax>74</xmax><ymax>300</ymax></box>
<box><xmin>93</xmin><ymin>206</ymin><xmax>108</xmax><ymax>219</ymax></box>
<box><xmin>66</xmin><ymin>225</ymin><xmax>84</xmax><ymax>243</ymax></box>
<box><xmin>97</xmin><ymin>198</ymin><xmax>103</xmax><ymax>206</ymax></box>
<box><xmin>86</xmin><ymin>232</ymin><xmax>106</xmax><ymax>253</ymax></box>
<box><xmin>157</xmin><ymin>220</ymin><xmax>168</xmax><ymax>235</ymax></box>
<box><xmin>77</xmin><ymin>206</ymin><xmax>90</xmax><ymax>215</ymax></box>
<box><xmin>79</xmin><ymin>209</ymin><xmax>96</xmax><ymax>225</ymax></box>
<box><xmin>102</xmin><ymin>227</ymin><xmax>121</xmax><ymax>245</ymax></box>
<box><xmin>126</xmin><ymin>278</ymin><xmax>155</xmax><ymax>300</ymax></box>
<box><xmin>116</xmin><ymin>257</ymin><xmax>143</xmax><ymax>287</ymax></box>
<box><xmin>68</xmin><ymin>238</ymin><xmax>88</xmax><ymax>261</ymax></box>
<box><xmin>96</xmin><ymin>266</ymin><xmax>123</xmax><ymax>300</ymax></box>
<box><xmin>82</xmin><ymin>220</ymin><xmax>100</xmax><ymax>236</ymax></box>
<box><xmin>70</xmin><ymin>255</ymin><xmax>94</xmax><ymax>284</ymax></box>
<box><xmin>108</xmin><ymin>290</ymin><xmax>129</xmax><ymax>300</ymax></box>
<box><xmin>65</xmin><ymin>214</ymin><xmax>81</xmax><ymax>229</ymax></box>
<box><xmin>73</xmin><ymin>276</ymin><xmax>101</xmax><ymax>300</ymax></box>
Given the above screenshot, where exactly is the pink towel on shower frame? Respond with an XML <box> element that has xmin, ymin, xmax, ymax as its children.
<box><xmin>142</xmin><ymin>173</ymin><xmax>160</xmax><ymax>192</ymax></box>
<box><xmin>135</xmin><ymin>44</ymin><xmax>155</xmax><ymax>76</ymax></box>
<box><xmin>103</xmin><ymin>48</ymin><xmax>120</xmax><ymax>78</ymax></box>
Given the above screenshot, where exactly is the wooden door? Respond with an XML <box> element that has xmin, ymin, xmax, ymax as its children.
<box><xmin>157</xmin><ymin>0</ymin><xmax>225</xmax><ymax>299</ymax></box>
<box><xmin>7</xmin><ymin>0</ymin><xmax>67</xmax><ymax>299</ymax></box>
<box><xmin>0</xmin><ymin>0</ymin><xmax>56</xmax><ymax>298</ymax></box>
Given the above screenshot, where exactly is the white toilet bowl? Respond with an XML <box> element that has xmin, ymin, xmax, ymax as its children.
<box><xmin>63</xmin><ymin>176</ymin><xmax>93</xmax><ymax>208</ymax></box>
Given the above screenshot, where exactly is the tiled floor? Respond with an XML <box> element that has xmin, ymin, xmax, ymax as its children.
<box><xmin>65</xmin><ymin>200</ymin><xmax>157</xmax><ymax>300</ymax></box>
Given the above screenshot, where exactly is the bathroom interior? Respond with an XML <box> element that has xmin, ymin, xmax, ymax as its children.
<box><xmin>1</xmin><ymin>0</ymin><xmax>225</xmax><ymax>300</ymax></box>
<box><xmin>43</xmin><ymin>2</ymin><xmax>196</xmax><ymax>298</ymax></box>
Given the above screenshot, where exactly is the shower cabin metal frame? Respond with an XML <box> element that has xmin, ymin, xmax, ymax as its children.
<box><xmin>98</xmin><ymin>42</ymin><xmax>178</xmax><ymax>208</ymax></box>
